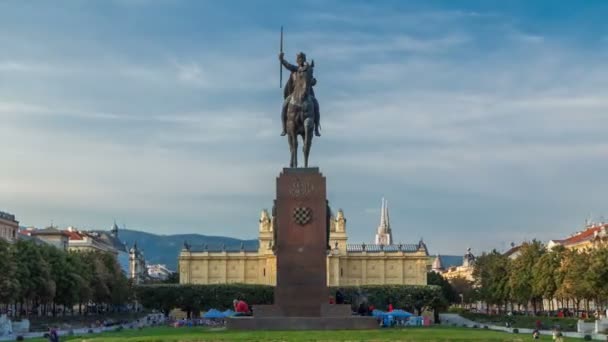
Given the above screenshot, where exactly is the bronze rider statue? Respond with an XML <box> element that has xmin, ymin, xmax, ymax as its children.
<box><xmin>279</xmin><ymin>51</ymin><xmax>321</xmax><ymax>137</ymax></box>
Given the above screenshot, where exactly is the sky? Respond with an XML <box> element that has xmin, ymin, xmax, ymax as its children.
<box><xmin>1</xmin><ymin>0</ymin><xmax>607</xmax><ymax>255</ymax></box>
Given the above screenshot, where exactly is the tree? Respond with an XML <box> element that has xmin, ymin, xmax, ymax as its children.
<box><xmin>0</xmin><ymin>240</ymin><xmax>19</xmax><ymax>311</ymax></box>
<box><xmin>162</xmin><ymin>272</ymin><xmax>180</xmax><ymax>284</ymax></box>
<box><xmin>532</xmin><ymin>245</ymin><xmax>565</xmax><ymax>311</ymax></box>
<box><xmin>557</xmin><ymin>249</ymin><xmax>593</xmax><ymax>313</ymax></box>
<box><xmin>427</xmin><ymin>272</ymin><xmax>457</xmax><ymax>303</ymax></box>
<box><xmin>585</xmin><ymin>246</ymin><xmax>608</xmax><ymax>314</ymax></box>
<box><xmin>473</xmin><ymin>250</ymin><xmax>510</xmax><ymax>313</ymax></box>
<box><xmin>508</xmin><ymin>240</ymin><xmax>545</xmax><ymax>313</ymax></box>
<box><xmin>427</xmin><ymin>272</ymin><xmax>455</xmax><ymax>323</ymax></box>
<box><xmin>450</xmin><ymin>276</ymin><xmax>475</xmax><ymax>307</ymax></box>
<box><xmin>67</xmin><ymin>252</ymin><xmax>92</xmax><ymax>315</ymax></box>
<box><xmin>14</xmin><ymin>240</ymin><xmax>54</xmax><ymax>316</ymax></box>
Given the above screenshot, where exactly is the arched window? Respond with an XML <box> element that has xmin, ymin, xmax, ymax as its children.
<box><xmin>340</xmin><ymin>268</ymin><xmax>343</xmax><ymax>277</ymax></box>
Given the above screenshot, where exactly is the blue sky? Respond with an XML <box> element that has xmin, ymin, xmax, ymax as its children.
<box><xmin>1</xmin><ymin>0</ymin><xmax>607</xmax><ymax>255</ymax></box>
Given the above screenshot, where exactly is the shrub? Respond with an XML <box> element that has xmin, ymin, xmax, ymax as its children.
<box><xmin>483</xmin><ymin>325</ymin><xmax>489</xmax><ymax>329</ymax></box>
<box><xmin>512</xmin><ymin>328</ymin><xmax>519</xmax><ymax>334</ymax></box>
<box><xmin>88</xmin><ymin>329</ymin><xmax>93</xmax><ymax>334</ymax></box>
<box><xmin>462</xmin><ymin>323</ymin><xmax>468</xmax><ymax>327</ymax></box>
<box><xmin>134</xmin><ymin>284</ymin><xmax>443</xmax><ymax>314</ymax></box>
<box><xmin>472</xmin><ymin>324</ymin><xmax>478</xmax><ymax>328</ymax></box>
<box><xmin>583</xmin><ymin>335</ymin><xmax>592</xmax><ymax>341</ymax></box>
<box><xmin>16</xmin><ymin>336</ymin><xmax>24</xmax><ymax>341</ymax></box>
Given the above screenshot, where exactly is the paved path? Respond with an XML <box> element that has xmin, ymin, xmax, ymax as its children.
<box><xmin>439</xmin><ymin>313</ymin><xmax>608</xmax><ymax>341</ymax></box>
<box><xmin>439</xmin><ymin>313</ymin><xmax>479</xmax><ymax>326</ymax></box>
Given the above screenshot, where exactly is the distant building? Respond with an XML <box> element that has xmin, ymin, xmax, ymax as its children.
<box><xmin>547</xmin><ymin>220</ymin><xmax>608</xmax><ymax>251</ymax></box>
<box><xmin>129</xmin><ymin>242</ymin><xmax>147</xmax><ymax>284</ymax></box>
<box><xmin>65</xmin><ymin>222</ymin><xmax>126</xmax><ymax>256</ymax></box>
<box><xmin>147</xmin><ymin>264</ymin><xmax>173</xmax><ymax>281</ymax></box>
<box><xmin>19</xmin><ymin>221</ymin><xmax>127</xmax><ymax>257</ymax></box>
<box><xmin>431</xmin><ymin>254</ymin><xmax>444</xmax><ymax>273</ymax></box>
<box><xmin>27</xmin><ymin>226</ymin><xmax>70</xmax><ymax>250</ymax></box>
<box><xmin>441</xmin><ymin>248</ymin><xmax>476</xmax><ymax>282</ymax></box>
<box><xmin>179</xmin><ymin>200</ymin><xmax>429</xmax><ymax>286</ymax></box>
<box><xmin>0</xmin><ymin>210</ymin><xmax>19</xmax><ymax>243</ymax></box>
<box><xmin>504</xmin><ymin>242</ymin><xmax>523</xmax><ymax>259</ymax></box>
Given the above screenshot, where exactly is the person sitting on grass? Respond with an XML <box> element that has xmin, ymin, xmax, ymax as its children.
<box><xmin>47</xmin><ymin>327</ymin><xmax>59</xmax><ymax>342</ymax></box>
<box><xmin>532</xmin><ymin>329</ymin><xmax>540</xmax><ymax>340</ymax></box>
<box><xmin>233</xmin><ymin>298</ymin><xmax>251</xmax><ymax>316</ymax></box>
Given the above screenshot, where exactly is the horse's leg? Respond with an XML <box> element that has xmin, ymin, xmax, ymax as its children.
<box><xmin>304</xmin><ymin>118</ymin><xmax>313</xmax><ymax>168</ymax></box>
<box><xmin>289</xmin><ymin>133</ymin><xmax>296</xmax><ymax>168</ymax></box>
<box><xmin>293</xmin><ymin>133</ymin><xmax>298</xmax><ymax>168</ymax></box>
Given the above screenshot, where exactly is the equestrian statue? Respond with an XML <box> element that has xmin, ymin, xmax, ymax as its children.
<box><xmin>279</xmin><ymin>28</ymin><xmax>321</xmax><ymax>168</ymax></box>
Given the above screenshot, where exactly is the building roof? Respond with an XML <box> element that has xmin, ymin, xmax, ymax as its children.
<box><xmin>0</xmin><ymin>211</ymin><xmax>17</xmax><ymax>222</ymax></box>
<box><xmin>30</xmin><ymin>227</ymin><xmax>69</xmax><ymax>236</ymax></box>
<box><xmin>504</xmin><ymin>244</ymin><xmax>522</xmax><ymax>257</ymax></box>
<box><xmin>65</xmin><ymin>230</ymin><xmax>85</xmax><ymax>240</ymax></box>
<box><xmin>347</xmin><ymin>243</ymin><xmax>419</xmax><ymax>253</ymax></box>
<box><xmin>188</xmin><ymin>244</ymin><xmax>258</xmax><ymax>253</ymax></box>
<box><xmin>88</xmin><ymin>230</ymin><xmax>127</xmax><ymax>252</ymax></box>
<box><xmin>556</xmin><ymin>223</ymin><xmax>608</xmax><ymax>247</ymax></box>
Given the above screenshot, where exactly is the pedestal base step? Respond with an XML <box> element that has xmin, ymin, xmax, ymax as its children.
<box><xmin>226</xmin><ymin>316</ymin><xmax>378</xmax><ymax>330</ymax></box>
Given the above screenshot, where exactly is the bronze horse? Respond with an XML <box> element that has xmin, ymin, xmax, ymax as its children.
<box><xmin>285</xmin><ymin>63</ymin><xmax>315</xmax><ymax>168</ymax></box>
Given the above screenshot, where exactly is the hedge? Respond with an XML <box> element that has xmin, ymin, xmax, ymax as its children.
<box><xmin>134</xmin><ymin>284</ymin><xmax>274</xmax><ymax>315</ymax></box>
<box><xmin>134</xmin><ymin>284</ymin><xmax>443</xmax><ymax>316</ymax></box>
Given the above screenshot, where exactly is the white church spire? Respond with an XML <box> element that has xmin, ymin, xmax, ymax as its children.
<box><xmin>375</xmin><ymin>197</ymin><xmax>393</xmax><ymax>245</ymax></box>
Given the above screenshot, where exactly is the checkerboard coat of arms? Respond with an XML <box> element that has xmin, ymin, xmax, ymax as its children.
<box><xmin>293</xmin><ymin>207</ymin><xmax>312</xmax><ymax>225</ymax></box>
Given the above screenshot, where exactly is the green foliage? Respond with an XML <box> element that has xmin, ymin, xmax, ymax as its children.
<box><xmin>135</xmin><ymin>284</ymin><xmax>444</xmax><ymax>315</ymax></box>
<box><xmin>427</xmin><ymin>272</ymin><xmax>457</xmax><ymax>304</ymax></box>
<box><xmin>0</xmin><ymin>239</ymin><xmax>20</xmax><ymax>304</ymax></box>
<box><xmin>473</xmin><ymin>250</ymin><xmax>510</xmax><ymax>309</ymax></box>
<box><xmin>334</xmin><ymin>285</ymin><xmax>444</xmax><ymax>314</ymax></box>
<box><xmin>135</xmin><ymin>284</ymin><xmax>274</xmax><ymax>313</ymax></box>
<box><xmin>0</xmin><ymin>240</ymin><xmax>131</xmax><ymax>316</ymax></box>
<box><xmin>508</xmin><ymin>240</ymin><xmax>545</xmax><ymax>310</ymax></box>
<box><xmin>473</xmin><ymin>243</ymin><xmax>608</xmax><ymax>315</ymax></box>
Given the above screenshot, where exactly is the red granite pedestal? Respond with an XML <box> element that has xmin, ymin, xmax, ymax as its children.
<box><xmin>227</xmin><ymin>168</ymin><xmax>377</xmax><ymax>330</ymax></box>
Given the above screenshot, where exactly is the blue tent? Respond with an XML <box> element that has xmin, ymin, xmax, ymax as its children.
<box><xmin>203</xmin><ymin>309</ymin><xmax>225</xmax><ymax>319</ymax></box>
<box><xmin>390</xmin><ymin>310</ymin><xmax>413</xmax><ymax>318</ymax></box>
<box><xmin>223</xmin><ymin>309</ymin><xmax>235</xmax><ymax>317</ymax></box>
<box><xmin>372</xmin><ymin>309</ymin><xmax>384</xmax><ymax>318</ymax></box>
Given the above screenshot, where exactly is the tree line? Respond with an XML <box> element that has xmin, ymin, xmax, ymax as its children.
<box><xmin>472</xmin><ymin>241</ymin><xmax>608</xmax><ymax>314</ymax></box>
<box><xmin>0</xmin><ymin>239</ymin><xmax>132</xmax><ymax>317</ymax></box>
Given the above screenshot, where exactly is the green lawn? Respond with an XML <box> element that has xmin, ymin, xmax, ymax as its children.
<box><xmin>28</xmin><ymin>326</ymin><xmax>581</xmax><ymax>341</ymax></box>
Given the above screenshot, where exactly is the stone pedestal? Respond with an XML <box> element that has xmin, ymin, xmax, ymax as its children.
<box><xmin>274</xmin><ymin>167</ymin><xmax>328</xmax><ymax>317</ymax></box>
<box><xmin>227</xmin><ymin>168</ymin><xmax>377</xmax><ymax>330</ymax></box>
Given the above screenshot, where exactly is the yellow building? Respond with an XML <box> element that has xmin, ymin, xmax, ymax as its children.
<box><xmin>547</xmin><ymin>221</ymin><xmax>608</xmax><ymax>251</ymax></box>
<box><xmin>179</xmin><ymin>201</ymin><xmax>429</xmax><ymax>286</ymax></box>
<box><xmin>432</xmin><ymin>249</ymin><xmax>476</xmax><ymax>282</ymax></box>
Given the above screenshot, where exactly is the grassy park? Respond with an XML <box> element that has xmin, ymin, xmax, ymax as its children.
<box><xmin>27</xmin><ymin>326</ymin><xmax>583</xmax><ymax>341</ymax></box>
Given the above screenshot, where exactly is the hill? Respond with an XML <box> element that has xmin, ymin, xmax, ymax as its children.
<box><xmin>118</xmin><ymin>229</ymin><xmax>258</xmax><ymax>271</ymax></box>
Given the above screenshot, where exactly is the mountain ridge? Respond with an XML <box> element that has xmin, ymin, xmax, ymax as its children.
<box><xmin>118</xmin><ymin>229</ymin><xmax>258</xmax><ymax>271</ymax></box>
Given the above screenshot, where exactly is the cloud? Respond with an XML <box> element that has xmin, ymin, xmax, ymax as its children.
<box><xmin>1</xmin><ymin>1</ymin><xmax>607</xmax><ymax>254</ymax></box>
